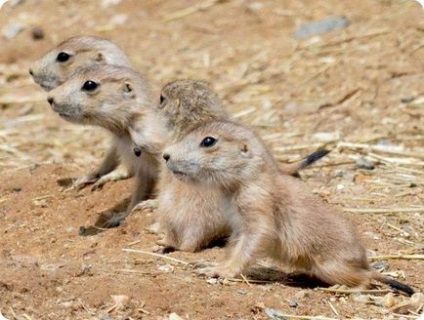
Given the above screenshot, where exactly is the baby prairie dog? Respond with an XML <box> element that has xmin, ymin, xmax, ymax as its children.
<box><xmin>47</xmin><ymin>65</ymin><xmax>167</xmax><ymax>227</ymax></box>
<box><xmin>30</xmin><ymin>36</ymin><xmax>133</xmax><ymax>189</ymax></box>
<box><xmin>161</xmin><ymin>121</ymin><xmax>414</xmax><ymax>295</ymax></box>
<box><xmin>132</xmin><ymin>80</ymin><xmax>328</xmax><ymax>252</ymax></box>
<box><xmin>30</xmin><ymin>35</ymin><xmax>131</xmax><ymax>91</ymax></box>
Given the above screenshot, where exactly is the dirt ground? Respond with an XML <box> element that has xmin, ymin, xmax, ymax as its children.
<box><xmin>0</xmin><ymin>0</ymin><xmax>423</xmax><ymax>319</ymax></box>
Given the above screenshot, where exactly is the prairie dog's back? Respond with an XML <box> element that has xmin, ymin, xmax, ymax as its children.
<box><xmin>30</xmin><ymin>36</ymin><xmax>132</xmax><ymax>91</ymax></box>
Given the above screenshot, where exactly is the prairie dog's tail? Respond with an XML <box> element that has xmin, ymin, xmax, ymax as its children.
<box><xmin>297</xmin><ymin>148</ymin><xmax>331</xmax><ymax>171</ymax></box>
<box><xmin>372</xmin><ymin>272</ymin><xmax>415</xmax><ymax>296</ymax></box>
<box><xmin>280</xmin><ymin>148</ymin><xmax>331</xmax><ymax>177</ymax></box>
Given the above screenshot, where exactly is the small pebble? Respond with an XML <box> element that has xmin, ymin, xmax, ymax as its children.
<box><xmin>372</xmin><ymin>260</ymin><xmax>389</xmax><ymax>270</ymax></box>
<box><xmin>206</xmin><ymin>278</ymin><xmax>218</xmax><ymax>284</ymax></box>
<box><xmin>169</xmin><ymin>313</ymin><xmax>184</xmax><ymax>320</ymax></box>
<box><xmin>158</xmin><ymin>264</ymin><xmax>174</xmax><ymax>273</ymax></box>
<box><xmin>31</xmin><ymin>26</ymin><xmax>45</xmax><ymax>40</ymax></box>
<box><xmin>294</xmin><ymin>16</ymin><xmax>350</xmax><ymax>40</ymax></box>
<box><xmin>264</xmin><ymin>308</ymin><xmax>286</xmax><ymax>320</ymax></box>
<box><xmin>288</xmin><ymin>299</ymin><xmax>298</xmax><ymax>307</ymax></box>
<box><xmin>356</xmin><ymin>157</ymin><xmax>375</xmax><ymax>170</ymax></box>
<box><xmin>238</xmin><ymin>289</ymin><xmax>248</xmax><ymax>296</ymax></box>
<box><xmin>400</xmin><ymin>96</ymin><xmax>415</xmax><ymax>103</ymax></box>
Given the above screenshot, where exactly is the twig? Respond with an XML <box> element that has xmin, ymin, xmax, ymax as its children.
<box><xmin>338</xmin><ymin>141</ymin><xmax>424</xmax><ymax>160</ymax></box>
<box><xmin>122</xmin><ymin>248</ymin><xmax>189</xmax><ymax>265</ymax></box>
<box><xmin>391</xmin><ymin>313</ymin><xmax>422</xmax><ymax>319</ymax></box>
<box><xmin>163</xmin><ymin>0</ymin><xmax>226</xmax><ymax>22</ymax></box>
<box><xmin>117</xmin><ymin>269</ymin><xmax>154</xmax><ymax>275</ymax></box>
<box><xmin>387</xmin><ymin>223</ymin><xmax>410</xmax><ymax>236</ymax></box>
<box><xmin>266</xmin><ymin>311</ymin><xmax>339</xmax><ymax>320</ymax></box>
<box><xmin>327</xmin><ymin>301</ymin><xmax>340</xmax><ymax>318</ymax></box>
<box><xmin>225</xmin><ymin>278</ymin><xmax>274</xmax><ymax>284</ymax></box>
<box><xmin>319</xmin><ymin>288</ymin><xmax>390</xmax><ymax>294</ymax></box>
<box><xmin>343</xmin><ymin>207</ymin><xmax>424</xmax><ymax>214</ymax></box>
<box><xmin>240</xmin><ymin>273</ymin><xmax>253</xmax><ymax>287</ymax></box>
<box><xmin>126</xmin><ymin>240</ymin><xmax>142</xmax><ymax>247</ymax></box>
<box><xmin>274</xmin><ymin>143</ymin><xmax>323</xmax><ymax>152</ymax></box>
<box><xmin>367</xmin><ymin>153</ymin><xmax>424</xmax><ymax>167</ymax></box>
<box><xmin>369</xmin><ymin>254</ymin><xmax>424</xmax><ymax>261</ymax></box>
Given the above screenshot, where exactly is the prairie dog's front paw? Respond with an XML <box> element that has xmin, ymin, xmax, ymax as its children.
<box><xmin>194</xmin><ymin>263</ymin><xmax>241</xmax><ymax>279</ymax></box>
<box><xmin>91</xmin><ymin>168</ymin><xmax>131</xmax><ymax>191</ymax></box>
<box><xmin>195</xmin><ymin>266</ymin><xmax>224</xmax><ymax>278</ymax></box>
<box><xmin>73</xmin><ymin>174</ymin><xmax>98</xmax><ymax>190</ymax></box>
<box><xmin>132</xmin><ymin>199</ymin><xmax>158</xmax><ymax>213</ymax></box>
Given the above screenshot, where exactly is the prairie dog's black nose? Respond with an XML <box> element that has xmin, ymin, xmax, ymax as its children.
<box><xmin>29</xmin><ymin>69</ymin><xmax>34</xmax><ymax>76</ymax></box>
<box><xmin>163</xmin><ymin>153</ymin><xmax>170</xmax><ymax>162</ymax></box>
<box><xmin>47</xmin><ymin>97</ymin><xmax>54</xmax><ymax>105</ymax></box>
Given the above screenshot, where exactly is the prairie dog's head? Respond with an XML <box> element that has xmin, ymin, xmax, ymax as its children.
<box><xmin>47</xmin><ymin>65</ymin><xmax>150</xmax><ymax>133</ymax></box>
<box><xmin>162</xmin><ymin>121</ymin><xmax>273</xmax><ymax>189</ymax></box>
<box><xmin>158</xmin><ymin>79</ymin><xmax>229</xmax><ymax>138</ymax></box>
<box><xmin>29</xmin><ymin>36</ymin><xmax>132</xmax><ymax>91</ymax></box>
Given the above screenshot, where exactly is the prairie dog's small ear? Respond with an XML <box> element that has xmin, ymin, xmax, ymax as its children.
<box><xmin>123</xmin><ymin>82</ymin><xmax>135</xmax><ymax>98</ymax></box>
<box><xmin>96</xmin><ymin>52</ymin><xmax>104</xmax><ymax>62</ymax></box>
<box><xmin>240</xmin><ymin>143</ymin><xmax>251</xmax><ymax>158</ymax></box>
<box><xmin>175</xmin><ymin>98</ymin><xmax>181</xmax><ymax>107</ymax></box>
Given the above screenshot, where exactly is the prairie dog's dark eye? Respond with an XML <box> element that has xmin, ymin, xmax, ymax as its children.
<box><xmin>134</xmin><ymin>147</ymin><xmax>142</xmax><ymax>157</ymax></box>
<box><xmin>159</xmin><ymin>94</ymin><xmax>166</xmax><ymax>104</ymax></box>
<box><xmin>56</xmin><ymin>52</ymin><xmax>71</xmax><ymax>62</ymax></box>
<box><xmin>82</xmin><ymin>80</ymin><xmax>98</xmax><ymax>92</ymax></box>
<box><xmin>200</xmin><ymin>136</ymin><xmax>217</xmax><ymax>148</ymax></box>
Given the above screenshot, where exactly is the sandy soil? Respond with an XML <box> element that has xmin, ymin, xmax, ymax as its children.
<box><xmin>0</xmin><ymin>0</ymin><xmax>423</xmax><ymax>319</ymax></box>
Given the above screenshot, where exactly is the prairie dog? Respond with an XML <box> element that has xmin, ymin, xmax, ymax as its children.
<box><xmin>30</xmin><ymin>36</ymin><xmax>134</xmax><ymax>190</ymax></box>
<box><xmin>139</xmin><ymin>79</ymin><xmax>231</xmax><ymax>252</ymax></box>
<box><xmin>132</xmin><ymin>80</ymin><xmax>328</xmax><ymax>252</ymax></box>
<box><xmin>162</xmin><ymin>121</ymin><xmax>414</xmax><ymax>295</ymax></box>
<box><xmin>30</xmin><ymin>35</ymin><xmax>131</xmax><ymax>91</ymax></box>
<box><xmin>47</xmin><ymin>65</ymin><xmax>167</xmax><ymax>227</ymax></box>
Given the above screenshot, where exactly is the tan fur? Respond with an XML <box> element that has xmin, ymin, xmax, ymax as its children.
<box><xmin>162</xmin><ymin>121</ymin><xmax>414</xmax><ymax>293</ymax></box>
<box><xmin>47</xmin><ymin>65</ymin><xmax>164</xmax><ymax>227</ymax></box>
<box><xmin>30</xmin><ymin>36</ymin><xmax>134</xmax><ymax>190</ymax></box>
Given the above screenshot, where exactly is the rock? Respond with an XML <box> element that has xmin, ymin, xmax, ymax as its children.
<box><xmin>372</xmin><ymin>260</ymin><xmax>390</xmax><ymax>271</ymax></box>
<box><xmin>110</xmin><ymin>294</ymin><xmax>129</xmax><ymax>311</ymax></box>
<box><xmin>312</xmin><ymin>131</ymin><xmax>340</xmax><ymax>142</ymax></box>
<box><xmin>2</xmin><ymin>22</ymin><xmax>25</xmax><ymax>39</ymax></box>
<box><xmin>294</xmin><ymin>16</ymin><xmax>350</xmax><ymax>40</ymax></box>
<box><xmin>356</xmin><ymin>157</ymin><xmax>375</xmax><ymax>170</ymax></box>
<box><xmin>169</xmin><ymin>313</ymin><xmax>184</xmax><ymax>320</ymax></box>
<box><xmin>101</xmin><ymin>0</ymin><xmax>121</xmax><ymax>8</ymax></box>
<box><xmin>265</xmin><ymin>308</ymin><xmax>287</xmax><ymax>319</ymax></box>
<box><xmin>400</xmin><ymin>96</ymin><xmax>415</xmax><ymax>103</ymax></box>
<box><xmin>158</xmin><ymin>264</ymin><xmax>174</xmax><ymax>273</ymax></box>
